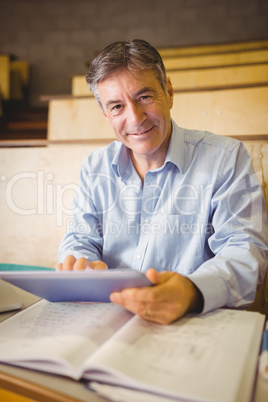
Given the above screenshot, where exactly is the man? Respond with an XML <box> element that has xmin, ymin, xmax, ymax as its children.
<box><xmin>58</xmin><ymin>39</ymin><xmax>268</xmax><ymax>324</ymax></box>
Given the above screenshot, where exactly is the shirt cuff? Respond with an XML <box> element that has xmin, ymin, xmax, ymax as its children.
<box><xmin>188</xmin><ymin>270</ymin><xmax>229</xmax><ymax>314</ymax></box>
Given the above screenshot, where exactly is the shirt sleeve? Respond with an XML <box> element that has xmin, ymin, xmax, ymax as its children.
<box><xmin>58</xmin><ymin>158</ymin><xmax>104</xmax><ymax>263</ymax></box>
<box><xmin>188</xmin><ymin>141</ymin><xmax>268</xmax><ymax>314</ymax></box>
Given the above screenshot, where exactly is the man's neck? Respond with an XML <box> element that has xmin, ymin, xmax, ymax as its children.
<box><xmin>130</xmin><ymin>149</ymin><xmax>168</xmax><ymax>183</ymax></box>
<box><xmin>129</xmin><ymin>125</ymin><xmax>172</xmax><ymax>183</ymax></box>
<box><xmin>130</xmin><ymin>157</ymin><xmax>155</xmax><ymax>183</ymax></box>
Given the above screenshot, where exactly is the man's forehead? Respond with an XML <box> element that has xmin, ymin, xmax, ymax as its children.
<box><xmin>97</xmin><ymin>68</ymin><xmax>161</xmax><ymax>102</ymax></box>
<box><xmin>98</xmin><ymin>68</ymin><xmax>159</xmax><ymax>88</ymax></box>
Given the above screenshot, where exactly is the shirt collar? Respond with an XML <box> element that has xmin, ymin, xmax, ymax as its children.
<box><xmin>112</xmin><ymin>142</ymin><xmax>139</xmax><ymax>183</ymax></box>
<box><xmin>112</xmin><ymin>119</ymin><xmax>184</xmax><ymax>179</ymax></box>
<box><xmin>163</xmin><ymin>119</ymin><xmax>184</xmax><ymax>173</ymax></box>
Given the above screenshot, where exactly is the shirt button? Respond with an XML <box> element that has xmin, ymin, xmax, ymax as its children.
<box><xmin>136</xmin><ymin>254</ymin><xmax>141</xmax><ymax>260</ymax></box>
<box><xmin>144</xmin><ymin>218</ymin><xmax>150</xmax><ymax>223</ymax></box>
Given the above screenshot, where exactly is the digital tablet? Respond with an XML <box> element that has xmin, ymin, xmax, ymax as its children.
<box><xmin>0</xmin><ymin>269</ymin><xmax>153</xmax><ymax>303</ymax></box>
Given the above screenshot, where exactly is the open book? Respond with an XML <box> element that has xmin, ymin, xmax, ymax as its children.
<box><xmin>0</xmin><ymin>299</ymin><xmax>264</xmax><ymax>402</ymax></box>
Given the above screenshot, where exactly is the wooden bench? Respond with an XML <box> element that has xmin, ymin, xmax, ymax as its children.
<box><xmin>47</xmin><ymin>96</ymin><xmax>114</xmax><ymax>141</ymax></box>
<box><xmin>162</xmin><ymin>48</ymin><xmax>268</xmax><ymax>70</ymax></box>
<box><xmin>158</xmin><ymin>39</ymin><xmax>268</xmax><ymax>58</ymax></box>
<box><xmin>71</xmin><ymin>63</ymin><xmax>268</xmax><ymax>97</ymax></box>
<box><xmin>171</xmin><ymin>85</ymin><xmax>268</xmax><ymax>135</ymax></box>
<box><xmin>168</xmin><ymin>64</ymin><xmax>268</xmax><ymax>91</ymax></box>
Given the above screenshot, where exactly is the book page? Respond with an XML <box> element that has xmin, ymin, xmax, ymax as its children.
<box><xmin>0</xmin><ymin>299</ymin><xmax>132</xmax><ymax>379</ymax></box>
<box><xmin>86</xmin><ymin>309</ymin><xmax>264</xmax><ymax>402</ymax></box>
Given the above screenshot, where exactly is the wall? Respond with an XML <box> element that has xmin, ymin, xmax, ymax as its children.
<box><xmin>0</xmin><ymin>0</ymin><xmax>268</xmax><ymax>106</ymax></box>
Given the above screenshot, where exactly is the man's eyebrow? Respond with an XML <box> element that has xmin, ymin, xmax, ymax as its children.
<box><xmin>135</xmin><ymin>87</ymin><xmax>156</xmax><ymax>97</ymax></box>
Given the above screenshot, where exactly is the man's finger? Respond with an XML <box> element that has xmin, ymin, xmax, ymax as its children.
<box><xmin>145</xmin><ymin>268</ymin><xmax>160</xmax><ymax>284</ymax></box>
<box><xmin>56</xmin><ymin>263</ymin><xmax>63</xmax><ymax>271</ymax></box>
<box><xmin>88</xmin><ymin>260</ymin><xmax>108</xmax><ymax>270</ymax></box>
<box><xmin>62</xmin><ymin>255</ymin><xmax>77</xmax><ymax>270</ymax></box>
<box><xmin>73</xmin><ymin>258</ymin><xmax>89</xmax><ymax>270</ymax></box>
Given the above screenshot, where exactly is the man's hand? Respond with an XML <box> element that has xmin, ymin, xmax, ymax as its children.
<box><xmin>57</xmin><ymin>255</ymin><xmax>107</xmax><ymax>271</ymax></box>
<box><xmin>110</xmin><ymin>269</ymin><xmax>204</xmax><ymax>325</ymax></box>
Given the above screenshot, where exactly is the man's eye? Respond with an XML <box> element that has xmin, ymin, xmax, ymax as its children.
<box><xmin>139</xmin><ymin>95</ymin><xmax>153</xmax><ymax>104</ymax></box>
<box><xmin>108</xmin><ymin>104</ymin><xmax>123</xmax><ymax>117</ymax></box>
<box><xmin>113</xmin><ymin>104</ymin><xmax>122</xmax><ymax>110</ymax></box>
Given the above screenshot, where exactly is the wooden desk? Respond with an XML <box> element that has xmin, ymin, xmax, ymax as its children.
<box><xmin>0</xmin><ymin>287</ymin><xmax>268</xmax><ymax>402</ymax></box>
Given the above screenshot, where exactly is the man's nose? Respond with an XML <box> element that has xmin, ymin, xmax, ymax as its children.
<box><xmin>127</xmin><ymin>102</ymin><xmax>146</xmax><ymax>125</ymax></box>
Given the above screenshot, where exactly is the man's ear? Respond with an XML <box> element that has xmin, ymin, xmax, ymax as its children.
<box><xmin>166</xmin><ymin>77</ymin><xmax>174</xmax><ymax>109</ymax></box>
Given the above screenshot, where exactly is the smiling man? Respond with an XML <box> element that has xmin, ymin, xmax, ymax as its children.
<box><xmin>57</xmin><ymin>39</ymin><xmax>268</xmax><ymax>324</ymax></box>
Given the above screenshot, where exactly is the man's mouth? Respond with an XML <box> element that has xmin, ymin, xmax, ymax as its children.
<box><xmin>127</xmin><ymin>126</ymin><xmax>154</xmax><ymax>136</ymax></box>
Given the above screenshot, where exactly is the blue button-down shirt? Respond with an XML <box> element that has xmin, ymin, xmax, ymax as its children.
<box><xmin>59</xmin><ymin>120</ymin><xmax>268</xmax><ymax>313</ymax></box>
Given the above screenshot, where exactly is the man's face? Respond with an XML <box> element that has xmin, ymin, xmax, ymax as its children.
<box><xmin>97</xmin><ymin>69</ymin><xmax>174</xmax><ymax>168</ymax></box>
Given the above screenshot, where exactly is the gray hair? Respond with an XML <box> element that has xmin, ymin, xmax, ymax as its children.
<box><xmin>86</xmin><ymin>39</ymin><xmax>167</xmax><ymax>108</ymax></box>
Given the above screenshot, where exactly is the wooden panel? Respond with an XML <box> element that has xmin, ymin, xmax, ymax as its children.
<box><xmin>0</xmin><ymin>388</ymin><xmax>34</xmax><ymax>402</ymax></box>
<box><xmin>171</xmin><ymin>86</ymin><xmax>268</xmax><ymax>136</ymax></box>
<box><xmin>47</xmin><ymin>97</ymin><xmax>114</xmax><ymax>141</ymax></box>
<box><xmin>0</xmin><ymin>144</ymin><xmax>112</xmax><ymax>268</ymax></box>
<box><xmin>168</xmin><ymin>64</ymin><xmax>268</xmax><ymax>90</ymax></box>
<box><xmin>0</xmin><ymin>369</ymin><xmax>80</xmax><ymax>402</ymax></box>
<box><xmin>48</xmin><ymin>87</ymin><xmax>268</xmax><ymax>141</ymax></box>
<box><xmin>163</xmin><ymin>49</ymin><xmax>268</xmax><ymax>70</ymax></box>
<box><xmin>0</xmin><ymin>55</ymin><xmax>10</xmax><ymax>100</ymax></box>
<box><xmin>71</xmin><ymin>75</ymin><xmax>90</xmax><ymax>97</ymax></box>
<box><xmin>158</xmin><ymin>39</ymin><xmax>268</xmax><ymax>58</ymax></box>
